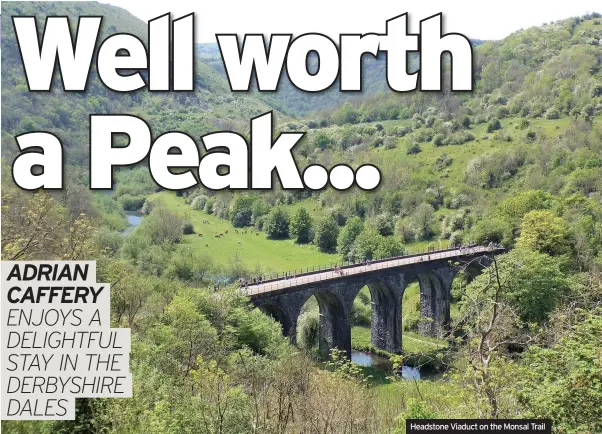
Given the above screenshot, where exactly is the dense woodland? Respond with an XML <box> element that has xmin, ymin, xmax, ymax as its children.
<box><xmin>2</xmin><ymin>2</ymin><xmax>602</xmax><ymax>433</ymax></box>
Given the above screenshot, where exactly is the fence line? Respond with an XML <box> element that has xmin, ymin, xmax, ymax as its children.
<box><xmin>242</xmin><ymin>245</ymin><xmax>503</xmax><ymax>296</ymax></box>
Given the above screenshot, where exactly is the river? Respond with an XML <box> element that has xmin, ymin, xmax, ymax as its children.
<box><xmin>121</xmin><ymin>211</ymin><xmax>143</xmax><ymax>235</ymax></box>
<box><xmin>351</xmin><ymin>350</ymin><xmax>439</xmax><ymax>380</ymax></box>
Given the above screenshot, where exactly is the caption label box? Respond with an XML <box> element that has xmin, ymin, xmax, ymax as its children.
<box><xmin>1</xmin><ymin>261</ymin><xmax>131</xmax><ymax>420</ymax></box>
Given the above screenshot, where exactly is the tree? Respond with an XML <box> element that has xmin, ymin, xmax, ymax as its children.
<box><xmin>353</xmin><ymin>228</ymin><xmax>381</xmax><ymax>260</ymax></box>
<box><xmin>375</xmin><ymin>236</ymin><xmax>405</xmax><ymax>259</ymax></box>
<box><xmin>191</xmin><ymin>357</ymin><xmax>251</xmax><ymax>432</ymax></box>
<box><xmin>228</xmin><ymin>195</ymin><xmax>255</xmax><ymax>227</ymax></box>
<box><xmin>470</xmin><ymin>218</ymin><xmax>513</xmax><ymax>246</ymax></box>
<box><xmin>313</xmin><ymin>131</ymin><xmax>331</xmax><ymax>150</ymax></box>
<box><xmin>164</xmin><ymin>246</ymin><xmax>214</xmax><ymax>284</ymax></box>
<box><xmin>290</xmin><ymin>207</ymin><xmax>312</xmax><ymax>244</ymax></box>
<box><xmin>332</xmin><ymin>101</ymin><xmax>359</xmax><ymax>125</ymax></box>
<box><xmin>314</xmin><ymin>218</ymin><xmax>339</xmax><ymax>253</ymax></box>
<box><xmin>452</xmin><ymin>247</ymin><xmax>570</xmax><ymax>417</ymax></box>
<box><xmin>517</xmin><ymin>309</ymin><xmax>602</xmax><ymax>432</ymax></box>
<box><xmin>454</xmin><ymin>255</ymin><xmax>533</xmax><ymax>418</ymax></box>
<box><xmin>411</xmin><ymin>203</ymin><xmax>435</xmax><ymax>240</ymax></box>
<box><xmin>139</xmin><ymin>205</ymin><xmax>186</xmax><ymax>245</ymax></box>
<box><xmin>516</xmin><ymin>210</ymin><xmax>571</xmax><ymax>256</ymax></box>
<box><xmin>264</xmin><ymin>207</ymin><xmax>290</xmax><ymax>239</ymax></box>
<box><xmin>393</xmin><ymin>399</ymin><xmax>439</xmax><ymax>434</ymax></box>
<box><xmin>337</xmin><ymin>217</ymin><xmax>364</xmax><ymax>260</ymax></box>
<box><xmin>1</xmin><ymin>176</ymin><xmax>97</xmax><ymax>261</ymax></box>
<box><xmin>353</xmin><ymin>227</ymin><xmax>404</xmax><ymax>261</ymax></box>
<box><xmin>367</xmin><ymin>214</ymin><xmax>394</xmax><ymax>236</ymax></box>
<box><xmin>163</xmin><ymin>294</ymin><xmax>219</xmax><ymax>375</ymax></box>
<box><xmin>497</xmin><ymin>190</ymin><xmax>555</xmax><ymax>223</ymax></box>
<box><xmin>499</xmin><ymin>249</ymin><xmax>568</xmax><ymax>323</ymax></box>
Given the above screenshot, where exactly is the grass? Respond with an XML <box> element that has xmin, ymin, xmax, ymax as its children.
<box><xmin>149</xmin><ymin>191</ymin><xmax>340</xmax><ymax>274</ymax></box>
<box><xmin>351</xmin><ymin>279</ymin><xmax>449</xmax><ymax>373</ymax></box>
<box><xmin>142</xmin><ymin>116</ymin><xmax>586</xmax><ymax>276</ymax></box>
<box><xmin>352</xmin><ymin>326</ymin><xmax>447</xmax><ymax>355</ymax></box>
<box><xmin>148</xmin><ymin>192</ymin><xmax>449</xmax><ymax>274</ymax></box>
<box><xmin>577</xmin><ymin>18</ymin><xmax>602</xmax><ymax>32</ymax></box>
<box><xmin>357</xmin><ymin>117</ymin><xmax>588</xmax><ymax>221</ymax></box>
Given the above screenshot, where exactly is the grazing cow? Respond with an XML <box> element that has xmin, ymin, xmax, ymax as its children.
<box><xmin>198</xmin><ymin>233</ymin><xmax>203</xmax><ymax>237</ymax></box>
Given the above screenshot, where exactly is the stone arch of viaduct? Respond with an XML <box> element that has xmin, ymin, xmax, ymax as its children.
<box><xmin>250</xmin><ymin>256</ymin><xmax>492</xmax><ymax>358</ymax></box>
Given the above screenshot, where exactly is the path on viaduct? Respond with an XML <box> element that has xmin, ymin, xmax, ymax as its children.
<box><xmin>244</xmin><ymin>246</ymin><xmax>504</xmax><ymax>358</ymax></box>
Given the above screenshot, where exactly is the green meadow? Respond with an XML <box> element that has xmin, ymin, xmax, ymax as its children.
<box><xmin>150</xmin><ymin>191</ymin><xmax>340</xmax><ymax>273</ymax></box>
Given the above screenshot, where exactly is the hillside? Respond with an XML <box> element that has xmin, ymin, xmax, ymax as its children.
<box><xmin>198</xmin><ymin>44</ymin><xmax>419</xmax><ymax>115</ymax></box>
<box><xmin>111</xmin><ymin>13</ymin><xmax>602</xmax><ymax>276</ymax></box>
<box><xmin>199</xmin><ymin>40</ymin><xmax>484</xmax><ymax>116</ymax></box>
<box><xmin>1</xmin><ymin>1</ymin><xmax>278</xmax><ymax>168</ymax></box>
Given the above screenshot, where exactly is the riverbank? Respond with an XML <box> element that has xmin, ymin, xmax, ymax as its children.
<box><xmin>351</xmin><ymin>326</ymin><xmax>449</xmax><ymax>371</ymax></box>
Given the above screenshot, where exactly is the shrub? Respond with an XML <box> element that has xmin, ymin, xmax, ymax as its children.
<box><xmin>228</xmin><ymin>195</ymin><xmax>255</xmax><ymax>227</ymax></box>
<box><xmin>395</xmin><ymin>126</ymin><xmax>412</xmax><ymax>137</ymax></box>
<box><xmin>190</xmin><ymin>195</ymin><xmax>208</xmax><ymax>210</ymax></box>
<box><xmin>486</xmin><ymin>118</ymin><xmax>502</xmax><ymax>133</ymax></box>
<box><xmin>182</xmin><ymin>221</ymin><xmax>194</xmax><ymax>235</ymax></box>
<box><xmin>581</xmin><ymin>104</ymin><xmax>595</xmax><ymax>119</ymax></box>
<box><xmin>297</xmin><ymin>310</ymin><xmax>319</xmax><ymax>350</ymax></box>
<box><xmin>313</xmin><ymin>131</ymin><xmax>331</xmax><ymax>150</ymax></box>
<box><xmin>232</xmin><ymin>211</ymin><xmax>250</xmax><ymax>228</ymax></box>
<box><xmin>517</xmin><ymin>119</ymin><xmax>530</xmax><ymax>130</ymax></box>
<box><xmin>525</xmin><ymin>130</ymin><xmax>537</xmax><ymax>142</ymax></box>
<box><xmin>254</xmin><ymin>215</ymin><xmax>267</xmax><ymax>231</ymax></box>
<box><xmin>367</xmin><ymin>214</ymin><xmax>395</xmax><ymax>236</ymax></box>
<box><xmin>449</xmin><ymin>230</ymin><xmax>463</xmax><ymax>246</ymax></box>
<box><xmin>353</xmin><ymin>227</ymin><xmax>404</xmax><ymax>261</ymax></box>
<box><xmin>118</xmin><ymin>194</ymin><xmax>145</xmax><ymax>211</ymax></box>
<box><xmin>384</xmin><ymin>136</ymin><xmax>397</xmax><ymax>149</ymax></box>
<box><xmin>545</xmin><ymin>107</ymin><xmax>560</xmax><ymax>119</ymax></box>
<box><xmin>449</xmin><ymin>193</ymin><xmax>471</xmax><ymax>209</ymax></box>
<box><xmin>203</xmin><ymin>197</ymin><xmax>215</xmax><ymax>214</ymax></box>
<box><xmin>497</xmin><ymin>106</ymin><xmax>510</xmax><ymax>118</ymax></box>
<box><xmin>95</xmin><ymin>227</ymin><xmax>123</xmax><ymax>255</ymax></box>
<box><xmin>351</xmin><ymin>297</ymin><xmax>371</xmax><ymax>327</ymax></box>
<box><xmin>141</xmin><ymin>199</ymin><xmax>154</xmax><ymax>215</ymax></box>
<box><xmin>370</xmin><ymin>136</ymin><xmax>384</xmax><ymax>148</ymax></box>
<box><xmin>413</xmin><ymin>128</ymin><xmax>434</xmax><ymax>143</ymax></box>
<box><xmin>406</xmin><ymin>142</ymin><xmax>421</xmax><ymax>155</ymax></box>
<box><xmin>591</xmin><ymin>83</ymin><xmax>602</xmax><ymax>97</ymax></box>
<box><xmin>493</xmin><ymin>132</ymin><xmax>513</xmax><ymax>142</ymax></box>
<box><xmin>395</xmin><ymin>219</ymin><xmax>417</xmax><ymax>243</ymax></box>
